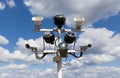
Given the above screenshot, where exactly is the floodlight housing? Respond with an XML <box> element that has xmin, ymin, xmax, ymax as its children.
<box><xmin>43</xmin><ymin>31</ymin><xmax>55</xmax><ymax>44</ymax></box>
<box><xmin>73</xmin><ymin>18</ymin><xmax>85</xmax><ymax>29</ymax></box>
<box><xmin>54</xmin><ymin>15</ymin><xmax>66</xmax><ymax>29</ymax></box>
<box><xmin>58</xmin><ymin>42</ymin><xmax>68</xmax><ymax>58</ymax></box>
<box><xmin>32</xmin><ymin>16</ymin><xmax>43</xmax><ymax>29</ymax></box>
<box><xmin>64</xmin><ymin>31</ymin><xmax>76</xmax><ymax>44</ymax></box>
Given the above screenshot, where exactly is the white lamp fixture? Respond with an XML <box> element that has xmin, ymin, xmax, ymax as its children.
<box><xmin>32</xmin><ymin>16</ymin><xmax>44</xmax><ymax>30</ymax></box>
<box><xmin>73</xmin><ymin>18</ymin><xmax>85</xmax><ymax>29</ymax></box>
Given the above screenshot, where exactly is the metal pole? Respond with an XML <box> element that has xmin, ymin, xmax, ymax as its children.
<box><xmin>57</xmin><ymin>57</ymin><xmax>62</xmax><ymax>78</ymax></box>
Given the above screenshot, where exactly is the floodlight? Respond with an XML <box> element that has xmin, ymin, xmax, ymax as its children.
<box><xmin>73</xmin><ymin>18</ymin><xmax>85</xmax><ymax>29</ymax></box>
<box><xmin>54</xmin><ymin>15</ymin><xmax>66</xmax><ymax>29</ymax></box>
<box><xmin>64</xmin><ymin>31</ymin><xmax>76</xmax><ymax>44</ymax></box>
<box><xmin>58</xmin><ymin>42</ymin><xmax>68</xmax><ymax>58</ymax></box>
<box><xmin>32</xmin><ymin>16</ymin><xmax>43</xmax><ymax>30</ymax></box>
<box><xmin>43</xmin><ymin>31</ymin><xmax>55</xmax><ymax>44</ymax></box>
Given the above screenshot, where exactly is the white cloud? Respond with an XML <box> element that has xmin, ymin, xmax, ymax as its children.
<box><xmin>0</xmin><ymin>64</ymin><xmax>120</xmax><ymax>78</ymax></box>
<box><xmin>63</xmin><ymin>66</ymin><xmax>120</xmax><ymax>78</ymax></box>
<box><xmin>0</xmin><ymin>2</ymin><xmax>5</xmax><ymax>10</ymax></box>
<box><xmin>0</xmin><ymin>35</ymin><xmax>9</xmax><ymax>45</ymax></box>
<box><xmin>6</xmin><ymin>0</ymin><xmax>16</xmax><ymax>8</ymax></box>
<box><xmin>0</xmin><ymin>65</ymin><xmax>56</xmax><ymax>78</ymax></box>
<box><xmin>0</xmin><ymin>47</ymin><xmax>29</xmax><ymax>63</ymax></box>
<box><xmin>0</xmin><ymin>47</ymin><xmax>11</xmax><ymax>62</ymax></box>
<box><xmin>75</xmin><ymin>28</ymin><xmax>120</xmax><ymax>65</ymax></box>
<box><xmin>81</xmin><ymin>54</ymin><xmax>116</xmax><ymax>65</ymax></box>
<box><xmin>0</xmin><ymin>64</ymin><xmax>28</xmax><ymax>70</ymax></box>
<box><xmin>0</xmin><ymin>0</ymin><xmax>16</xmax><ymax>10</ymax></box>
<box><xmin>24</xmin><ymin>0</ymin><xmax>120</xmax><ymax>27</ymax></box>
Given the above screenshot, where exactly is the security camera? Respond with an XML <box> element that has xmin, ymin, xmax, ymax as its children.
<box><xmin>80</xmin><ymin>44</ymin><xmax>92</xmax><ymax>51</ymax></box>
<box><xmin>25</xmin><ymin>44</ymin><xmax>37</xmax><ymax>51</ymax></box>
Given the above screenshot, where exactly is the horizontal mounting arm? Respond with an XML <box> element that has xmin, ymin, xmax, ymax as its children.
<box><xmin>33</xmin><ymin>28</ymin><xmax>84</xmax><ymax>32</ymax></box>
<box><xmin>41</xmin><ymin>50</ymin><xmax>83</xmax><ymax>53</ymax></box>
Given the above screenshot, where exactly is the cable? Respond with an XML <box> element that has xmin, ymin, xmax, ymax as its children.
<box><xmin>69</xmin><ymin>52</ymin><xmax>83</xmax><ymax>58</ymax></box>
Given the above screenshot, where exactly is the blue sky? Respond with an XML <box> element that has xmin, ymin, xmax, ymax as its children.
<box><xmin>0</xmin><ymin>0</ymin><xmax>120</xmax><ymax>78</ymax></box>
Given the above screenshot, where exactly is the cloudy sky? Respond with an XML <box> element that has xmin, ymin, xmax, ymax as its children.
<box><xmin>0</xmin><ymin>0</ymin><xmax>120</xmax><ymax>78</ymax></box>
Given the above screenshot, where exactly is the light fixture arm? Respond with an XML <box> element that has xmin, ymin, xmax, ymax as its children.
<box><xmin>34</xmin><ymin>50</ymin><xmax>48</xmax><ymax>60</ymax></box>
<box><xmin>25</xmin><ymin>44</ymin><xmax>48</xmax><ymax>60</ymax></box>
